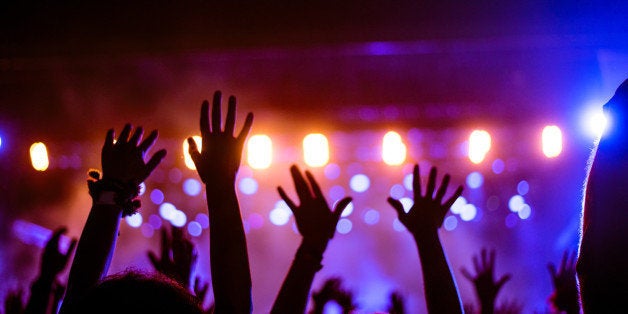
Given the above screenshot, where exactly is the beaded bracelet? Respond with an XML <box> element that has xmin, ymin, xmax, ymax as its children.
<box><xmin>87</xmin><ymin>169</ymin><xmax>141</xmax><ymax>217</ymax></box>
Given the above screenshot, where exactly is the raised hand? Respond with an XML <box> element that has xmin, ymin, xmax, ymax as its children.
<box><xmin>101</xmin><ymin>124</ymin><xmax>167</xmax><ymax>184</ymax></box>
<box><xmin>187</xmin><ymin>91</ymin><xmax>253</xmax><ymax>185</ymax></box>
<box><xmin>4</xmin><ymin>289</ymin><xmax>24</xmax><ymax>314</ymax></box>
<box><xmin>388</xmin><ymin>165</ymin><xmax>463</xmax><ymax>238</ymax></box>
<box><xmin>461</xmin><ymin>249</ymin><xmax>512</xmax><ymax>314</ymax></box>
<box><xmin>310</xmin><ymin>278</ymin><xmax>355</xmax><ymax>314</ymax></box>
<box><xmin>387</xmin><ymin>291</ymin><xmax>406</xmax><ymax>314</ymax></box>
<box><xmin>278</xmin><ymin>165</ymin><xmax>352</xmax><ymax>247</ymax></box>
<box><xmin>40</xmin><ymin>227</ymin><xmax>77</xmax><ymax>280</ymax></box>
<box><xmin>148</xmin><ymin>226</ymin><xmax>198</xmax><ymax>288</ymax></box>
<box><xmin>548</xmin><ymin>251</ymin><xmax>579</xmax><ymax>314</ymax></box>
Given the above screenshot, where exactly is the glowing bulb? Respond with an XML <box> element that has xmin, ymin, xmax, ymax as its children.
<box><xmin>303</xmin><ymin>133</ymin><xmax>329</xmax><ymax>167</ymax></box>
<box><xmin>582</xmin><ymin>106</ymin><xmax>607</xmax><ymax>138</ymax></box>
<box><xmin>382</xmin><ymin>131</ymin><xmax>406</xmax><ymax>166</ymax></box>
<box><xmin>247</xmin><ymin>134</ymin><xmax>272</xmax><ymax>169</ymax></box>
<box><xmin>30</xmin><ymin>142</ymin><xmax>49</xmax><ymax>171</ymax></box>
<box><xmin>542</xmin><ymin>125</ymin><xmax>562</xmax><ymax>158</ymax></box>
<box><xmin>468</xmin><ymin>130</ymin><xmax>491</xmax><ymax>164</ymax></box>
<box><xmin>183</xmin><ymin>136</ymin><xmax>202</xmax><ymax>170</ymax></box>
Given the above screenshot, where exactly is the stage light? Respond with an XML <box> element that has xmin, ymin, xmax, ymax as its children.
<box><xmin>247</xmin><ymin>134</ymin><xmax>272</xmax><ymax>169</ymax></box>
<box><xmin>460</xmin><ymin>204</ymin><xmax>477</xmax><ymax>221</ymax></box>
<box><xmin>340</xmin><ymin>202</ymin><xmax>354</xmax><ymax>217</ymax></box>
<box><xmin>0</xmin><ymin>135</ymin><xmax>2</xmax><ymax>149</ymax></box>
<box><xmin>508</xmin><ymin>195</ymin><xmax>525</xmax><ymax>212</ymax></box>
<box><xmin>125</xmin><ymin>214</ymin><xmax>143</xmax><ymax>228</ymax></box>
<box><xmin>450</xmin><ymin>196</ymin><xmax>467</xmax><ymax>214</ymax></box>
<box><xmin>159</xmin><ymin>203</ymin><xmax>177</xmax><ymax>221</ymax></box>
<box><xmin>466</xmin><ymin>172</ymin><xmax>484</xmax><ymax>189</ymax></box>
<box><xmin>336</xmin><ymin>219</ymin><xmax>352</xmax><ymax>234</ymax></box>
<box><xmin>382</xmin><ymin>131</ymin><xmax>406</xmax><ymax>166</ymax></box>
<box><xmin>468</xmin><ymin>130</ymin><xmax>491</xmax><ymax>164</ymax></box>
<box><xmin>238</xmin><ymin>177</ymin><xmax>258</xmax><ymax>195</ymax></box>
<box><xmin>349</xmin><ymin>174</ymin><xmax>370</xmax><ymax>192</ymax></box>
<box><xmin>542</xmin><ymin>125</ymin><xmax>562</xmax><ymax>158</ymax></box>
<box><xmin>303</xmin><ymin>133</ymin><xmax>329</xmax><ymax>167</ymax></box>
<box><xmin>30</xmin><ymin>142</ymin><xmax>49</xmax><ymax>171</ymax></box>
<box><xmin>400</xmin><ymin>197</ymin><xmax>413</xmax><ymax>213</ymax></box>
<box><xmin>183</xmin><ymin>178</ymin><xmax>202</xmax><ymax>196</ymax></box>
<box><xmin>187</xmin><ymin>221</ymin><xmax>202</xmax><ymax>237</ymax></box>
<box><xmin>582</xmin><ymin>106</ymin><xmax>607</xmax><ymax>138</ymax></box>
<box><xmin>269</xmin><ymin>206</ymin><xmax>291</xmax><ymax>226</ymax></box>
<box><xmin>170</xmin><ymin>210</ymin><xmax>187</xmax><ymax>227</ymax></box>
<box><xmin>183</xmin><ymin>136</ymin><xmax>202</xmax><ymax>170</ymax></box>
<box><xmin>518</xmin><ymin>204</ymin><xmax>531</xmax><ymax>220</ymax></box>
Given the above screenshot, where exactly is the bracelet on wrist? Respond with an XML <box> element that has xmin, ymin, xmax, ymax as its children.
<box><xmin>87</xmin><ymin>169</ymin><xmax>141</xmax><ymax>217</ymax></box>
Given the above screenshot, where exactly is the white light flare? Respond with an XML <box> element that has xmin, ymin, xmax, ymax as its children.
<box><xmin>542</xmin><ymin>125</ymin><xmax>562</xmax><ymax>158</ymax></box>
<box><xmin>468</xmin><ymin>130</ymin><xmax>491</xmax><ymax>164</ymax></box>
<box><xmin>303</xmin><ymin>133</ymin><xmax>329</xmax><ymax>167</ymax></box>
<box><xmin>247</xmin><ymin>134</ymin><xmax>272</xmax><ymax>169</ymax></box>
<box><xmin>382</xmin><ymin>131</ymin><xmax>406</xmax><ymax>166</ymax></box>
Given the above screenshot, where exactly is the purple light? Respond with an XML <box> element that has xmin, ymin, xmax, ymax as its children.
<box><xmin>187</xmin><ymin>221</ymin><xmax>202</xmax><ymax>237</ymax></box>
<box><xmin>150</xmin><ymin>189</ymin><xmax>165</xmax><ymax>205</ymax></box>
<box><xmin>324</xmin><ymin>163</ymin><xmax>341</xmax><ymax>180</ymax></box>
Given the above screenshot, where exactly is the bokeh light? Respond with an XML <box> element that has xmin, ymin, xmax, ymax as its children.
<box><xmin>349</xmin><ymin>174</ymin><xmax>370</xmax><ymax>192</ymax></box>
<box><xmin>468</xmin><ymin>130</ymin><xmax>491</xmax><ymax>164</ymax></box>
<box><xmin>269</xmin><ymin>206</ymin><xmax>291</xmax><ymax>226</ymax></box>
<box><xmin>30</xmin><ymin>142</ymin><xmax>49</xmax><ymax>171</ymax></box>
<box><xmin>542</xmin><ymin>125</ymin><xmax>563</xmax><ymax>158</ymax></box>
<box><xmin>239</xmin><ymin>177</ymin><xmax>259</xmax><ymax>195</ymax></box>
<box><xmin>336</xmin><ymin>218</ymin><xmax>352</xmax><ymax>234</ymax></box>
<box><xmin>125</xmin><ymin>214</ymin><xmax>143</xmax><ymax>228</ymax></box>
<box><xmin>183</xmin><ymin>136</ymin><xmax>202</xmax><ymax>170</ymax></box>
<box><xmin>303</xmin><ymin>133</ymin><xmax>329</xmax><ymax>167</ymax></box>
<box><xmin>247</xmin><ymin>134</ymin><xmax>272</xmax><ymax>169</ymax></box>
<box><xmin>382</xmin><ymin>131</ymin><xmax>406</xmax><ymax>166</ymax></box>
<box><xmin>466</xmin><ymin>171</ymin><xmax>484</xmax><ymax>189</ymax></box>
<box><xmin>363</xmin><ymin>209</ymin><xmax>380</xmax><ymax>225</ymax></box>
<box><xmin>183</xmin><ymin>178</ymin><xmax>202</xmax><ymax>196</ymax></box>
<box><xmin>187</xmin><ymin>221</ymin><xmax>202</xmax><ymax>237</ymax></box>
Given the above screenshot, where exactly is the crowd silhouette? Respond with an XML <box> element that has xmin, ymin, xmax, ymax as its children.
<box><xmin>3</xmin><ymin>79</ymin><xmax>628</xmax><ymax>313</ymax></box>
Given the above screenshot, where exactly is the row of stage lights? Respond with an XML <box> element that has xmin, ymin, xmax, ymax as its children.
<box><xmin>25</xmin><ymin>126</ymin><xmax>565</xmax><ymax>172</ymax></box>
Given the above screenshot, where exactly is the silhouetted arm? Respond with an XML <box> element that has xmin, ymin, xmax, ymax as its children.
<box><xmin>25</xmin><ymin>227</ymin><xmax>76</xmax><ymax>314</ymax></box>
<box><xmin>147</xmin><ymin>226</ymin><xmax>198</xmax><ymax>288</ymax></box>
<box><xmin>388</xmin><ymin>165</ymin><xmax>463</xmax><ymax>314</ymax></box>
<box><xmin>187</xmin><ymin>91</ymin><xmax>253</xmax><ymax>314</ymax></box>
<box><xmin>461</xmin><ymin>249</ymin><xmax>511</xmax><ymax>314</ymax></box>
<box><xmin>60</xmin><ymin>125</ymin><xmax>166</xmax><ymax>313</ymax></box>
<box><xmin>548</xmin><ymin>251</ymin><xmax>579</xmax><ymax>314</ymax></box>
<box><xmin>271</xmin><ymin>166</ymin><xmax>352</xmax><ymax>314</ymax></box>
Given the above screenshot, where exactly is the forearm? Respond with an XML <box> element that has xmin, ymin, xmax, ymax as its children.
<box><xmin>60</xmin><ymin>203</ymin><xmax>122</xmax><ymax>312</ymax></box>
<box><xmin>206</xmin><ymin>186</ymin><xmax>252</xmax><ymax>314</ymax></box>
<box><xmin>414</xmin><ymin>232</ymin><xmax>463</xmax><ymax>314</ymax></box>
<box><xmin>271</xmin><ymin>239</ymin><xmax>326</xmax><ymax>314</ymax></box>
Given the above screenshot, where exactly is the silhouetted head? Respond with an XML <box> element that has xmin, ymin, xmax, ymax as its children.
<box><xmin>67</xmin><ymin>270</ymin><xmax>202</xmax><ymax>314</ymax></box>
<box><xmin>602</xmin><ymin>79</ymin><xmax>628</xmax><ymax>140</ymax></box>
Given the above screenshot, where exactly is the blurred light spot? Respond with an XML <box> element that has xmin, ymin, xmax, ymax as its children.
<box><xmin>324</xmin><ymin>163</ymin><xmax>341</xmax><ymax>180</ymax></box>
<box><xmin>393</xmin><ymin>219</ymin><xmax>406</xmax><ymax>232</ymax></box>
<box><xmin>443</xmin><ymin>216</ymin><xmax>458</xmax><ymax>231</ymax></box>
<box><xmin>466</xmin><ymin>172</ymin><xmax>484</xmax><ymax>189</ymax></box>
<box><xmin>329</xmin><ymin>185</ymin><xmax>346</xmax><ymax>201</ymax></box>
<box><xmin>239</xmin><ymin>177</ymin><xmax>259</xmax><ymax>195</ymax></box>
<box><xmin>399</xmin><ymin>197</ymin><xmax>413</xmax><ymax>213</ymax></box>
<box><xmin>403</xmin><ymin>174</ymin><xmax>413</xmax><ymax>191</ymax></box>
<box><xmin>125</xmin><ymin>214</ymin><xmax>143</xmax><ymax>228</ymax></box>
<box><xmin>363</xmin><ymin>209</ymin><xmax>380</xmax><ymax>225</ymax></box>
<box><xmin>141</xmin><ymin>223</ymin><xmax>154</xmax><ymax>237</ymax></box>
<box><xmin>159</xmin><ymin>203</ymin><xmax>177</xmax><ymax>220</ymax></box>
<box><xmin>169</xmin><ymin>168</ymin><xmax>183</xmax><ymax>183</ymax></box>
<box><xmin>336</xmin><ymin>218</ymin><xmax>352</xmax><ymax>234</ymax></box>
<box><xmin>292</xmin><ymin>221</ymin><xmax>300</xmax><ymax>234</ymax></box>
<box><xmin>468</xmin><ymin>130</ymin><xmax>491</xmax><ymax>164</ymax></box>
<box><xmin>366</xmin><ymin>41</ymin><xmax>395</xmax><ymax>56</ymax></box>
<box><xmin>187</xmin><ymin>221</ymin><xmax>202</xmax><ymax>237</ymax></box>
<box><xmin>170</xmin><ymin>210</ymin><xmax>187</xmax><ymax>227</ymax></box>
<box><xmin>505</xmin><ymin>213</ymin><xmax>518</xmax><ymax>228</ymax></box>
<box><xmin>303</xmin><ymin>133</ymin><xmax>329</xmax><ymax>167</ymax></box>
<box><xmin>30</xmin><ymin>142</ymin><xmax>49</xmax><ymax>171</ymax></box>
<box><xmin>183</xmin><ymin>136</ymin><xmax>202</xmax><ymax>170</ymax></box>
<box><xmin>196</xmin><ymin>213</ymin><xmax>209</xmax><ymax>229</ymax></box>
<box><xmin>382</xmin><ymin>131</ymin><xmax>406</xmax><ymax>166</ymax></box>
<box><xmin>0</xmin><ymin>135</ymin><xmax>2</xmax><ymax>148</ymax></box>
<box><xmin>138</xmin><ymin>182</ymin><xmax>146</xmax><ymax>196</ymax></box>
<box><xmin>340</xmin><ymin>202</ymin><xmax>354</xmax><ymax>217</ymax></box>
<box><xmin>248</xmin><ymin>213</ymin><xmax>264</xmax><ymax>229</ymax></box>
<box><xmin>486</xmin><ymin>196</ymin><xmax>500</xmax><ymax>211</ymax></box>
<box><xmin>517</xmin><ymin>180</ymin><xmax>529</xmax><ymax>196</ymax></box>
<box><xmin>12</xmin><ymin>220</ymin><xmax>53</xmax><ymax>248</ymax></box>
<box><xmin>582</xmin><ymin>105</ymin><xmax>607</xmax><ymax>138</ymax></box>
<box><xmin>518</xmin><ymin>204</ymin><xmax>531</xmax><ymax>220</ymax></box>
<box><xmin>247</xmin><ymin>134</ymin><xmax>272</xmax><ymax>169</ymax></box>
<box><xmin>542</xmin><ymin>125</ymin><xmax>563</xmax><ymax>158</ymax></box>
<box><xmin>183</xmin><ymin>178</ymin><xmax>202</xmax><ymax>196</ymax></box>
<box><xmin>508</xmin><ymin>195</ymin><xmax>525</xmax><ymax>212</ymax></box>
<box><xmin>349</xmin><ymin>174</ymin><xmax>370</xmax><ymax>192</ymax></box>
<box><xmin>390</xmin><ymin>184</ymin><xmax>405</xmax><ymax>199</ymax></box>
<box><xmin>450</xmin><ymin>196</ymin><xmax>467</xmax><ymax>214</ymax></box>
<box><xmin>492</xmin><ymin>159</ymin><xmax>505</xmax><ymax>174</ymax></box>
<box><xmin>275</xmin><ymin>200</ymin><xmax>289</xmax><ymax>210</ymax></box>
<box><xmin>149</xmin><ymin>214</ymin><xmax>162</xmax><ymax>230</ymax></box>
<box><xmin>460</xmin><ymin>204</ymin><xmax>477</xmax><ymax>221</ymax></box>
<box><xmin>269</xmin><ymin>207</ymin><xmax>291</xmax><ymax>226</ymax></box>
<box><xmin>150</xmin><ymin>189</ymin><xmax>164</xmax><ymax>205</ymax></box>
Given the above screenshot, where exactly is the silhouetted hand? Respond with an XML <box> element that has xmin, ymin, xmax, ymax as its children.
<box><xmin>40</xmin><ymin>227</ymin><xmax>77</xmax><ymax>280</ymax></box>
<box><xmin>548</xmin><ymin>251</ymin><xmax>579</xmax><ymax>314</ymax></box>
<box><xmin>278</xmin><ymin>165</ymin><xmax>352</xmax><ymax>248</ymax></box>
<box><xmin>388</xmin><ymin>165</ymin><xmax>463</xmax><ymax>238</ymax></box>
<box><xmin>187</xmin><ymin>91</ymin><xmax>253</xmax><ymax>185</ymax></box>
<box><xmin>4</xmin><ymin>289</ymin><xmax>24</xmax><ymax>314</ymax></box>
<box><xmin>310</xmin><ymin>278</ymin><xmax>355</xmax><ymax>314</ymax></box>
<box><xmin>461</xmin><ymin>249</ymin><xmax>512</xmax><ymax>314</ymax></box>
<box><xmin>102</xmin><ymin>124</ymin><xmax>166</xmax><ymax>184</ymax></box>
<box><xmin>387</xmin><ymin>291</ymin><xmax>406</xmax><ymax>314</ymax></box>
<box><xmin>148</xmin><ymin>226</ymin><xmax>197</xmax><ymax>288</ymax></box>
